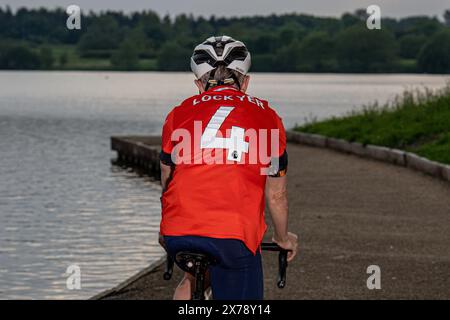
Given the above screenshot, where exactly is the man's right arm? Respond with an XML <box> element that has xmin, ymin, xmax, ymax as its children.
<box><xmin>265</xmin><ymin>111</ymin><xmax>298</xmax><ymax>261</ymax></box>
<box><xmin>266</xmin><ymin>175</ymin><xmax>298</xmax><ymax>262</ymax></box>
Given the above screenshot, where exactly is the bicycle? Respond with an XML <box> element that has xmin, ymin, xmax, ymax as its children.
<box><xmin>163</xmin><ymin>242</ymin><xmax>290</xmax><ymax>300</ymax></box>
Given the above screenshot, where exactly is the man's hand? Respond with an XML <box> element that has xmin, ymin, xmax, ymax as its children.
<box><xmin>272</xmin><ymin>232</ymin><xmax>298</xmax><ymax>262</ymax></box>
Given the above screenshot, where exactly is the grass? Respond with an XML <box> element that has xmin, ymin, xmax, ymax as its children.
<box><xmin>296</xmin><ymin>84</ymin><xmax>450</xmax><ymax>165</ymax></box>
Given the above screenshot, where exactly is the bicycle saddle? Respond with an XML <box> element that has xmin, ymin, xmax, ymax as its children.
<box><xmin>175</xmin><ymin>251</ymin><xmax>216</xmax><ymax>275</ymax></box>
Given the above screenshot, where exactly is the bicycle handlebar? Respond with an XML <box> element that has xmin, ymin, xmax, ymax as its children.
<box><xmin>261</xmin><ymin>242</ymin><xmax>290</xmax><ymax>288</ymax></box>
<box><xmin>163</xmin><ymin>242</ymin><xmax>290</xmax><ymax>289</ymax></box>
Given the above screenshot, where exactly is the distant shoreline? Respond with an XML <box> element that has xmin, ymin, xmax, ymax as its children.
<box><xmin>2</xmin><ymin>9</ymin><xmax>450</xmax><ymax>74</ymax></box>
<box><xmin>1</xmin><ymin>69</ymin><xmax>450</xmax><ymax>76</ymax></box>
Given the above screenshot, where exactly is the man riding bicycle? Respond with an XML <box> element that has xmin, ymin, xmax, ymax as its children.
<box><xmin>159</xmin><ymin>36</ymin><xmax>298</xmax><ymax>300</ymax></box>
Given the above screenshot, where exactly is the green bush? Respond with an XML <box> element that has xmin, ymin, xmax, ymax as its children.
<box><xmin>399</xmin><ymin>34</ymin><xmax>427</xmax><ymax>59</ymax></box>
<box><xmin>336</xmin><ymin>26</ymin><xmax>398</xmax><ymax>72</ymax></box>
<box><xmin>418</xmin><ymin>30</ymin><xmax>450</xmax><ymax>73</ymax></box>
<box><xmin>111</xmin><ymin>40</ymin><xmax>139</xmax><ymax>71</ymax></box>
<box><xmin>0</xmin><ymin>44</ymin><xmax>40</xmax><ymax>69</ymax></box>
<box><xmin>298</xmin><ymin>32</ymin><xmax>337</xmax><ymax>72</ymax></box>
<box><xmin>156</xmin><ymin>41</ymin><xmax>191</xmax><ymax>71</ymax></box>
<box><xmin>39</xmin><ymin>47</ymin><xmax>54</xmax><ymax>69</ymax></box>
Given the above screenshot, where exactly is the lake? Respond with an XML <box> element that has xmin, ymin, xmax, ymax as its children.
<box><xmin>0</xmin><ymin>71</ymin><xmax>448</xmax><ymax>299</ymax></box>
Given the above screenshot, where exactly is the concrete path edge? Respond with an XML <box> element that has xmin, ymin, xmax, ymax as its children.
<box><xmin>286</xmin><ymin>131</ymin><xmax>450</xmax><ymax>182</ymax></box>
<box><xmin>90</xmin><ymin>255</ymin><xmax>167</xmax><ymax>300</ymax></box>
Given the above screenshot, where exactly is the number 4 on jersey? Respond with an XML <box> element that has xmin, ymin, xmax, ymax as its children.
<box><xmin>200</xmin><ymin>106</ymin><xmax>249</xmax><ymax>162</ymax></box>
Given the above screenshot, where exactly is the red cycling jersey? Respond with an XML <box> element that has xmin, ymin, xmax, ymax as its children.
<box><xmin>160</xmin><ymin>85</ymin><xmax>287</xmax><ymax>254</ymax></box>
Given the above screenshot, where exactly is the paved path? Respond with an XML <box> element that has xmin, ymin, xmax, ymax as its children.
<box><xmin>103</xmin><ymin>143</ymin><xmax>450</xmax><ymax>299</ymax></box>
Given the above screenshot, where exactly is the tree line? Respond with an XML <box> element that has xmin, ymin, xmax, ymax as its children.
<box><xmin>1</xmin><ymin>6</ymin><xmax>450</xmax><ymax>73</ymax></box>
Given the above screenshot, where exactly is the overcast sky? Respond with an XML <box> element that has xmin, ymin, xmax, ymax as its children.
<box><xmin>0</xmin><ymin>0</ymin><xmax>448</xmax><ymax>19</ymax></box>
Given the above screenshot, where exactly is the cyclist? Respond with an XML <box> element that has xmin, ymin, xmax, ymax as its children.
<box><xmin>159</xmin><ymin>36</ymin><xmax>298</xmax><ymax>300</ymax></box>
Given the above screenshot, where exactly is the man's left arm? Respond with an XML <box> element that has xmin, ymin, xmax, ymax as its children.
<box><xmin>159</xmin><ymin>110</ymin><xmax>175</xmax><ymax>191</ymax></box>
<box><xmin>160</xmin><ymin>162</ymin><xmax>172</xmax><ymax>192</ymax></box>
<box><xmin>159</xmin><ymin>110</ymin><xmax>175</xmax><ymax>248</ymax></box>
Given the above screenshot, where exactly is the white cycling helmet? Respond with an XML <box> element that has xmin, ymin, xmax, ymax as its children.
<box><xmin>190</xmin><ymin>35</ymin><xmax>251</xmax><ymax>79</ymax></box>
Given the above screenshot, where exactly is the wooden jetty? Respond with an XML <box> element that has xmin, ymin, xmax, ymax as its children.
<box><xmin>111</xmin><ymin>136</ymin><xmax>162</xmax><ymax>179</ymax></box>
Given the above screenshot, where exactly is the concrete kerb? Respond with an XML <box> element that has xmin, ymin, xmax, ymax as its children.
<box><xmin>405</xmin><ymin>152</ymin><xmax>444</xmax><ymax>179</ymax></box>
<box><xmin>441</xmin><ymin>165</ymin><xmax>450</xmax><ymax>182</ymax></box>
<box><xmin>287</xmin><ymin>130</ymin><xmax>449</xmax><ymax>182</ymax></box>
<box><xmin>286</xmin><ymin>131</ymin><xmax>327</xmax><ymax>148</ymax></box>
<box><xmin>327</xmin><ymin>137</ymin><xmax>353</xmax><ymax>153</ymax></box>
<box><xmin>349</xmin><ymin>142</ymin><xmax>369</xmax><ymax>157</ymax></box>
<box><xmin>366</xmin><ymin>145</ymin><xmax>406</xmax><ymax>166</ymax></box>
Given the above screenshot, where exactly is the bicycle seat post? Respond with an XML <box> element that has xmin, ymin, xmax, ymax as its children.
<box><xmin>193</xmin><ymin>259</ymin><xmax>207</xmax><ymax>300</ymax></box>
<box><xmin>175</xmin><ymin>251</ymin><xmax>215</xmax><ymax>300</ymax></box>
